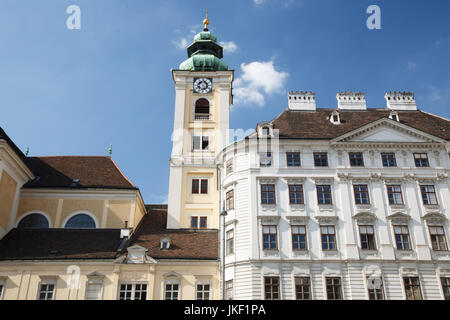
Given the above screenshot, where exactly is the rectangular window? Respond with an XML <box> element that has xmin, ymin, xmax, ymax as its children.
<box><xmin>404</xmin><ymin>277</ymin><xmax>422</xmax><ymax>300</ymax></box>
<box><xmin>317</xmin><ymin>185</ymin><xmax>332</xmax><ymax>205</ymax></box>
<box><xmin>260</xmin><ymin>152</ymin><xmax>272</xmax><ymax>166</ymax></box>
<box><xmin>201</xmin><ymin>179</ymin><xmax>208</xmax><ymax>194</ymax></box>
<box><xmin>264</xmin><ymin>277</ymin><xmax>280</xmax><ymax>300</ymax></box>
<box><xmin>226</xmin><ymin>159</ymin><xmax>233</xmax><ymax>175</ymax></box>
<box><xmin>292</xmin><ymin>225</ymin><xmax>307</xmax><ymax>251</ymax></box>
<box><xmin>262</xmin><ymin>225</ymin><xmax>278</xmax><ymax>250</ymax></box>
<box><xmin>359</xmin><ymin>225</ymin><xmax>376</xmax><ymax>250</ymax></box>
<box><xmin>119</xmin><ymin>283</ymin><xmax>147</xmax><ymax>300</ymax></box>
<box><xmin>191</xmin><ymin>216</ymin><xmax>198</xmax><ymax>228</ymax></box>
<box><xmin>429</xmin><ymin>226</ymin><xmax>448</xmax><ymax>251</ymax></box>
<box><xmin>225</xmin><ymin>280</ymin><xmax>233</xmax><ymax>300</ymax></box>
<box><xmin>321</xmin><ymin>225</ymin><xmax>336</xmax><ymax>251</ymax></box>
<box><xmin>387</xmin><ymin>185</ymin><xmax>404</xmax><ymax>205</ymax></box>
<box><xmin>394</xmin><ymin>225</ymin><xmax>411</xmax><ymax>250</ymax></box>
<box><xmin>295</xmin><ymin>277</ymin><xmax>311</xmax><ymax>300</ymax></box>
<box><xmin>165</xmin><ymin>283</ymin><xmax>179</xmax><ymax>300</ymax></box>
<box><xmin>314</xmin><ymin>152</ymin><xmax>328</xmax><ymax>167</ymax></box>
<box><xmin>414</xmin><ymin>153</ymin><xmax>429</xmax><ymax>167</ymax></box>
<box><xmin>86</xmin><ymin>283</ymin><xmax>103</xmax><ymax>300</ymax></box>
<box><xmin>286</xmin><ymin>152</ymin><xmax>301</xmax><ymax>167</ymax></box>
<box><xmin>261</xmin><ymin>184</ymin><xmax>276</xmax><ymax>204</ymax></box>
<box><xmin>381</xmin><ymin>152</ymin><xmax>397</xmax><ymax>167</ymax></box>
<box><xmin>226</xmin><ymin>229</ymin><xmax>234</xmax><ymax>255</ymax></box>
<box><xmin>226</xmin><ymin>190</ymin><xmax>234</xmax><ymax>210</ymax></box>
<box><xmin>353</xmin><ymin>184</ymin><xmax>370</xmax><ymax>204</ymax></box>
<box><xmin>38</xmin><ymin>282</ymin><xmax>55</xmax><ymax>300</ymax></box>
<box><xmin>192</xmin><ymin>179</ymin><xmax>208</xmax><ymax>194</ymax></box>
<box><xmin>196</xmin><ymin>283</ymin><xmax>210</xmax><ymax>300</ymax></box>
<box><xmin>288</xmin><ymin>185</ymin><xmax>304</xmax><ymax>204</ymax></box>
<box><xmin>200</xmin><ymin>217</ymin><xmax>207</xmax><ymax>229</ymax></box>
<box><xmin>367</xmin><ymin>277</ymin><xmax>384</xmax><ymax>300</ymax></box>
<box><xmin>420</xmin><ymin>185</ymin><xmax>438</xmax><ymax>205</ymax></box>
<box><xmin>441</xmin><ymin>278</ymin><xmax>450</xmax><ymax>300</ymax></box>
<box><xmin>349</xmin><ymin>152</ymin><xmax>364</xmax><ymax>167</ymax></box>
<box><xmin>326</xmin><ymin>277</ymin><xmax>343</xmax><ymax>300</ymax></box>
<box><xmin>192</xmin><ymin>136</ymin><xmax>209</xmax><ymax>151</ymax></box>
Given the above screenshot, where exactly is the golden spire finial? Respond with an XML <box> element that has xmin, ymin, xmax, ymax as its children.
<box><xmin>203</xmin><ymin>7</ymin><xmax>210</xmax><ymax>30</ymax></box>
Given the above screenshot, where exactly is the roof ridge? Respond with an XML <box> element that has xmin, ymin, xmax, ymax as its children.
<box><xmin>421</xmin><ymin>110</ymin><xmax>450</xmax><ymax>123</ymax></box>
<box><xmin>109</xmin><ymin>158</ymin><xmax>137</xmax><ymax>189</ymax></box>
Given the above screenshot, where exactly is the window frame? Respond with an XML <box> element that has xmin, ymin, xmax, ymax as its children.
<box><xmin>349</xmin><ymin>152</ymin><xmax>364</xmax><ymax>167</ymax></box>
<box><xmin>381</xmin><ymin>152</ymin><xmax>397</xmax><ymax>167</ymax></box>
<box><xmin>403</xmin><ymin>277</ymin><xmax>423</xmax><ymax>300</ymax></box>
<box><xmin>288</xmin><ymin>184</ymin><xmax>304</xmax><ymax>205</ymax></box>
<box><xmin>192</xmin><ymin>135</ymin><xmax>209</xmax><ymax>151</ymax></box>
<box><xmin>353</xmin><ymin>184</ymin><xmax>370</xmax><ymax>205</ymax></box>
<box><xmin>286</xmin><ymin>152</ymin><xmax>301</xmax><ymax>167</ymax></box>
<box><xmin>37</xmin><ymin>279</ymin><xmax>56</xmax><ymax>301</ymax></box>
<box><xmin>264</xmin><ymin>276</ymin><xmax>280</xmax><ymax>300</ymax></box>
<box><xmin>420</xmin><ymin>185</ymin><xmax>438</xmax><ymax>205</ymax></box>
<box><xmin>294</xmin><ymin>277</ymin><xmax>311</xmax><ymax>300</ymax></box>
<box><xmin>262</xmin><ymin>225</ymin><xmax>278</xmax><ymax>250</ymax></box>
<box><xmin>316</xmin><ymin>185</ymin><xmax>332</xmax><ymax>205</ymax></box>
<box><xmin>429</xmin><ymin>225</ymin><xmax>448</xmax><ymax>251</ymax></box>
<box><xmin>191</xmin><ymin>178</ymin><xmax>208</xmax><ymax>195</ymax></box>
<box><xmin>413</xmin><ymin>153</ymin><xmax>429</xmax><ymax>167</ymax></box>
<box><xmin>196</xmin><ymin>282</ymin><xmax>211</xmax><ymax>300</ymax></box>
<box><xmin>260</xmin><ymin>184</ymin><xmax>276</xmax><ymax>205</ymax></box>
<box><xmin>367</xmin><ymin>276</ymin><xmax>385</xmax><ymax>300</ymax></box>
<box><xmin>313</xmin><ymin>152</ymin><xmax>328</xmax><ymax>167</ymax></box>
<box><xmin>225</xmin><ymin>280</ymin><xmax>234</xmax><ymax>300</ymax></box>
<box><xmin>359</xmin><ymin>225</ymin><xmax>377</xmax><ymax>250</ymax></box>
<box><xmin>393</xmin><ymin>225</ymin><xmax>412</xmax><ymax>251</ymax></box>
<box><xmin>325</xmin><ymin>277</ymin><xmax>343</xmax><ymax>300</ymax></box>
<box><xmin>226</xmin><ymin>159</ymin><xmax>234</xmax><ymax>175</ymax></box>
<box><xmin>320</xmin><ymin>225</ymin><xmax>337</xmax><ymax>251</ymax></box>
<box><xmin>226</xmin><ymin>189</ymin><xmax>234</xmax><ymax>210</ymax></box>
<box><xmin>291</xmin><ymin>225</ymin><xmax>308</xmax><ymax>251</ymax></box>
<box><xmin>386</xmin><ymin>184</ymin><xmax>404</xmax><ymax>205</ymax></box>
<box><xmin>441</xmin><ymin>277</ymin><xmax>450</xmax><ymax>300</ymax></box>
<box><xmin>164</xmin><ymin>281</ymin><xmax>180</xmax><ymax>300</ymax></box>
<box><xmin>226</xmin><ymin>229</ymin><xmax>234</xmax><ymax>255</ymax></box>
<box><xmin>118</xmin><ymin>282</ymin><xmax>148</xmax><ymax>301</ymax></box>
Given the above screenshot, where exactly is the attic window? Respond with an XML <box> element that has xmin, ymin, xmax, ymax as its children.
<box><xmin>330</xmin><ymin>111</ymin><xmax>340</xmax><ymax>124</ymax></box>
<box><xmin>389</xmin><ymin>112</ymin><xmax>399</xmax><ymax>122</ymax></box>
<box><xmin>262</xmin><ymin>127</ymin><xmax>270</xmax><ymax>136</ymax></box>
<box><xmin>160</xmin><ymin>237</ymin><xmax>171</xmax><ymax>250</ymax></box>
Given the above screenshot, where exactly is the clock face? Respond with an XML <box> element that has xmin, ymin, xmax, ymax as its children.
<box><xmin>193</xmin><ymin>78</ymin><xmax>212</xmax><ymax>94</ymax></box>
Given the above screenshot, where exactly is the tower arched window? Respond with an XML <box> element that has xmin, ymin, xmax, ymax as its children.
<box><xmin>17</xmin><ymin>213</ymin><xmax>49</xmax><ymax>229</ymax></box>
<box><xmin>64</xmin><ymin>213</ymin><xmax>97</xmax><ymax>229</ymax></box>
<box><xmin>194</xmin><ymin>98</ymin><xmax>210</xmax><ymax>120</ymax></box>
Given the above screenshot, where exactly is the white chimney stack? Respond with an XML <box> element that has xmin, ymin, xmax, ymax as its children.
<box><xmin>385</xmin><ymin>91</ymin><xmax>417</xmax><ymax>110</ymax></box>
<box><xmin>288</xmin><ymin>91</ymin><xmax>316</xmax><ymax>111</ymax></box>
<box><xmin>336</xmin><ymin>92</ymin><xmax>367</xmax><ymax>110</ymax></box>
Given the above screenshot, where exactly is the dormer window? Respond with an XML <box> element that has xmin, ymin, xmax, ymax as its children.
<box><xmin>330</xmin><ymin>111</ymin><xmax>340</xmax><ymax>124</ymax></box>
<box><xmin>389</xmin><ymin>111</ymin><xmax>399</xmax><ymax>122</ymax></box>
<box><xmin>262</xmin><ymin>127</ymin><xmax>270</xmax><ymax>136</ymax></box>
<box><xmin>160</xmin><ymin>237</ymin><xmax>171</xmax><ymax>250</ymax></box>
<box><xmin>257</xmin><ymin>122</ymin><xmax>273</xmax><ymax>137</ymax></box>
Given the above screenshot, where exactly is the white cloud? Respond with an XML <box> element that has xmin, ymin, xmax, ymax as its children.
<box><xmin>220</xmin><ymin>41</ymin><xmax>238</xmax><ymax>53</ymax></box>
<box><xmin>173</xmin><ymin>37</ymin><xmax>188</xmax><ymax>49</ymax></box>
<box><xmin>233</xmin><ymin>60</ymin><xmax>289</xmax><ymax>107</ymax></box>
<box><xmin>254</xmin><ymin>0</ymin><xmax>265</xmax><ymax>5</ymax></box>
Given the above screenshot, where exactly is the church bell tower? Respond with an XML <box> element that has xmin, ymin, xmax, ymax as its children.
<box><xmin>167</xmin><ymin>12</ymin><xmax>234</xmax><ymax>229</ymax></box>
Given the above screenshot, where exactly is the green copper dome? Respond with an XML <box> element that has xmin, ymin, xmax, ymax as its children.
<box><xmin>179</xmin><ymin>29</ymin><xmax>228</xmax><ymax>71</ymax></box>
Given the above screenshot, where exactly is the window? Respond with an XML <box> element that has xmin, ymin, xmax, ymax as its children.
<box><xmin>119</xmin><ymin>283</ymin><xmax>147</xmax><ymax>300</ymax></box>
<box><xmin>226</xmin><ymin>229</ymin><xmax>234</xmax><ymax>255</ymax></box>
<box><xmin>403</xmin><ymin>277</ymin><xmax>422</xmax><ymax>300</ymax></box>
<box><xmin>381</xmin><ymin>153</ymin><xmax>397</xmax><ymax>167</ymax></box>
<box><xmin>261</xmin><ymin>127</ymin><xmax>270</xmax><ymax>136</ymax></box>
<box><xmin>295</xmin><ymin>277</ymin><xmax>311</xmax><ymax>300</ymax></box>
<box><xmin>420</xmin><ymin>185</ymin><xmax>438</xmax><ymax>205</ymax></box>
<box><xmin>200</xmin><ymin>217</ymin><xmax>207</xmax><ymax>229</ymax></box>
<box><xmin>387</xmin><ymin>185</ymin><xmax>403</xmax><ymax>205</ymax></box>
<box><xmin>226</xmin><ymin>190</ymin><xmax>234</xmax><ymax>210</ymax></box>
<box><xmin>353</xmin><ymin>185</ymin><xmax>370</xmax><ymax>204</ymax></box>
<box><xmin>441</xmin><ymin>278</ymin><xmax>450</xmax><ymax>300</ymax></box>
<box><xmin>191</xmin><ymin>216</ymin><xmax>207</xmax><ymax>229</ymax></box>
<box><xmin>196</xmin><ymin>283</ymin><xmax>211</xmax><ymax>300</ymax></box>
<box><xmin>262</xmin><ymin>225</ymin><xmax>277</xmax><ymax>250</ymax></box>
<box><xmin>367</xmin><ymin>277</ymin><xmax>384</xmax><ymax>300</ymax></box>
<box><xmin>314</xmin><ymin>152</ymin><xmax>328</xmax><ymax>167</ymax></box>
<box><xmin>192</xmin><ymin>136</ymin><xmax>209</xmax><ymax>151</ymax></box>
<box><xmin>292</xmin><ymin>225</ymin><xmax>307</xmax><ymax>251</ymax></box>
<box><xmin>429</xmin><ymin>226</ymin><xmax>448</xmax><ymax>251</ymax></box>
<box><xmin>225</xmin><ymin>280</ymin><xmax>233</xmax><ymax>300</ymax></box>
<box><xmin>194</xmin><ymin>98</ymin><xmax>210</xmax><ymax>120</ymax></box>
<box><xmin>226</xmin><ymin>160</ymin><xmax>233</xmax><ymax>175</ymax></box>
<box><xmin>17</xmin><ymin>213</ymin><xmax>49</xmax><ymax>228</ymax></box>
<box><xmin>349</xmin><ymin>152</ymin><xmax>364</xmax><ymax>167</ymax></box>
<box><xmin>326</xmin><ymin>277</ymin><xmax>343</xmax><ymax>300</ymax></box>
<box><xmin>321</xmin><ymin>225</ymin><xmax>336</xmax><ymax>251</ymax></box>
<box><xmin>414</xmin><ymin>153</ymin><xmax>429</xmax><ymax>167</ymax></box>
<box><xmin>317</xmin><ymin>185</ymin><xmax>332</xmax><ymax>205</ymax></box>
<box><xmin>259</xmin><ymin>152</ymin><xmax>272</xmax><ymax>166</ymax></box>
<box><xmin>286</xmin><ymin>152</ymin><xmax>301</xmax><ymax>167</ymax></box>
<box><xmin>191</xmin><ymin>216</ymin><xmax>198</xmax><ymax>228</ymax></box>
<box><xmin>64</xmin><ymin>214</ymin><xmax>96</xmax><ymax>229</ymax></box>
<box><xmin>192</xmin><ymin>179</ymin><xmax>208</xmax><ymax>194</ymax></box>
<box><xmin>0</xmin><ymin>281</ymin><xmax>3</xmax><ymax>300</ymax></box>
<box><xmin>288</xmin><ymin>185</ymin><xmax>304</xmax><ymax>204</ymax></box>
<box><xmin>261</xmin><ymin>184</ymin><xmax>276</xmax><ymax>204</ymax></box>
<box><xmin>38</xmin><ymin>281</ymin><xmax>55</xmax><ymax>300</ymax></box>
<box><xmin>86</xmin><ymin>283</ymin><xmax>103</xmax><ymax>300</ymax></box>
<box><xmin>165</xmin><ymin>283</ymin><xmax>179</xmax><ymax>300</ymax></box>
<box><xmin>359</xmin><ymin>225</ymin><xmax>376</xmax><ymax>250</ymax></box>
<box><xmin>160</xmin><ymin>237</ymin><xmax>171</xmax><ymax>249</ymax></box>
<box><xmin>394</xmin><ymin>225</ymin><xmax>411</xmax><ymax>250</ymax></box>
<box><xmin>264</xmin><ymin>277</ymin><xmax>280</xmax><ymax>300</ymax></box>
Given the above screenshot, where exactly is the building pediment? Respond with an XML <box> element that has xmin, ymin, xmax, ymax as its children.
<box><xmin>422</xmin><ymin>212</ymin><xmax>447</xmax><ymax>225</ymax></box>
<box><xmin>387</xmin><ymin>212</ymin><xmax>411</xmax><ymax>224</ymax></box>
<box><xmin>353</xmin><ymin>212</ymin><xmax>377</xmax><ymax>224</ymax></box>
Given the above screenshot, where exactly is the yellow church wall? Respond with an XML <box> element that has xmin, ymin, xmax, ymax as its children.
<box><xmin>16</xmin><ymin>198</ymin><xmax>59</xmax><ymax>227</ymax></box>
<box><xmin>60</xmin><ymin>199</ymin><xmax>104</xmax><ymax>227</ymax></box>
<box><xmin>105</xmin><ymin>200</ymin><xmax>132</xmax><ymax>229</ymax></box>
<box><xmin>0</xmin><ymin>170</ymin><xmax>18</xmax><ymax>230</ymax></box>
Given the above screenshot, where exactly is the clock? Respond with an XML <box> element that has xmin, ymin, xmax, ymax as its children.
<box><xmin>193</xmin><ymin>78</ymin><xmax>213</xmax><ymax>94</ymax></box>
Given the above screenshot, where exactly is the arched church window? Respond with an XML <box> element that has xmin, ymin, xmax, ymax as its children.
<box><xmin>194</xmin><ymin>99</ymin><xmax>210</xmax><ymax>120</ymax></box>
<box><xmin>17</xmin><ymin>213</ymin><xmax>49</xmax><ymax>229</ymax></box>
<box><xmin>64</xmin><ymin>213</ymin><xmax>96</xmax><ymax>229</ymax></box>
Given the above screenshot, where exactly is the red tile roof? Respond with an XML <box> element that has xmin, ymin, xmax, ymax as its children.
<box><xmin>0</xmin><ymin>228</ymin><xmax>124</xmax><ymax>260</ymax></box>
<box><xmin>130</xmin><ymin>208</ymin><xmax>219</xmax><ymax>260</ymax></box>
<box><xmin>23</xmin><ymin>156</ymin><xmax>137</xmax><ymax>190</ymax></box>
<box><xmin>270</xmin><ymin>109</ymin><xmax>450</xmax><ymax>140</ymax></box>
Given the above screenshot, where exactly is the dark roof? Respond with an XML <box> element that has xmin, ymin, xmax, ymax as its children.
<box><xmin>270</xmin><ymin>109</ymin><xmax>450</xmax><ymax>140</ymax></box>
<box><xmin>0</xmin><ymin>228</ymin><xmax>124</xmax><ymax>260</ymax></box>
<box><xmin>129</xmin><ymin>208</ymin><xmax>219</xmax><ymax>260</ymax></box>
<box><xmin>23</xmin><ymin>156</ymin><xmax>137</xmax><ymax>190</ymax></box>
<box><xmin>0</xmin><ymin>127</ymin><xmax>29</xmax><ymax>164</ymax></box>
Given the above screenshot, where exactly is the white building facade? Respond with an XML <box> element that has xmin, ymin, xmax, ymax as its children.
<box><xmin>219</xmin><ymin>91</ymin><xmax>450</xmax><ymax>300</ymax></box>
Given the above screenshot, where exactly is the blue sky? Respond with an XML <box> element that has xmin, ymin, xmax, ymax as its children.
<box><xmin>0</xmin><ymin>0</ymin><xmax>449</xmax><ymax>204</ymax></box>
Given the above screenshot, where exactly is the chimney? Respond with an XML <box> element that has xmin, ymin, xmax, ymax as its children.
<box><xmin>384</xmin><ymin>91</ymin><xmax>417</xmax><ymax>110</ymax></box>
<box><xmin>288</xmin><ymin>91</ymin><xmax>316</xmax><ymax>111</ymax></box>
<box><xmin>336</xmin><ymin>92</ymin><xmax>367</xmax><ymax>110</ymax></box>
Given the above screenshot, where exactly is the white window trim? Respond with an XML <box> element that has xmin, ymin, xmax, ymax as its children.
<box><xmin>192</xmin><ymin>135</ymin><xmax>210</xmax><ymax>152</ymax></box>
<box><xmin>190</xmin><ymin>177</ymin><xmax>209</xmax><ymax>195</ymax></box>
<box><xmin>15</xmin><ymin>211</ymin><xmax>52</xmax><ymax>228</ymax></box>
<box><xmin>37</xmin><ymin>277</ymin><xmax>57</xmax><ymax>300</ymax></box>
<box><xmin>195</xmin><ymin>280</ymin><xmax>212</xmax><ymax>300</ymax></box>
<box><xmin>85</xmin><ymin>274</ymin><xmax>104</xmax><ymax>300</ymax></box>
<box><xmin>164</xmin><ymin>280</ymin><xmax>181</xmax><ymax>300</ymax></box>
<box><xmin>117</xmin><ymin>282</ymin><xmax>148</xmax><ymax>300</ymax></box>
<box><xmin>62</xmin><ymin>211</ymin><xmax>99</xmax><ymax>229</ymax></box>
